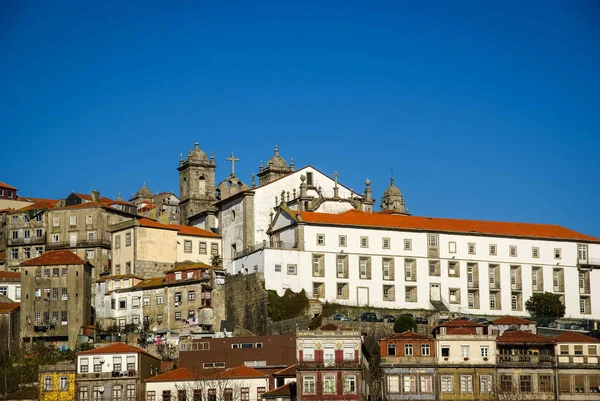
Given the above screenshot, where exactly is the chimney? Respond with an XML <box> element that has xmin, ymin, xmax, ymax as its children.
<box><xmin>91</xmin><ymin>190</ymin><xmax>100</xmax><ymax>202</ymax></box>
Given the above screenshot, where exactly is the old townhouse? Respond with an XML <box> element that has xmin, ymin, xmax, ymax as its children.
<box><xmin>231</xmin><ymin>206</ymin><xmax>600</xmax><ymax>320</ymax></box>
<box><xmin>145</xmin><ymin>365</ymin><xmax>270</xmax><ymax>401</ymax></box>
<box><xmin>379</xmin><ymin>331</ymin><xmax>436</xmax><ymax>400</ymax></box>
<box><xmin>262</xmin><ymin>381</ymin><xmax>297</xmax><ymax>401</ymax></box>
<box><xmin>38</xmin><ymin>362</ymin><xmax>76</xmax><ymax>401</ymax></box>
<box><xmin>296</xmin><ymin>324</ymin><xmax>366</xmax><ymax>401</ymax></box>
<box><xmin>488</xmin><ymin>315</ymin><xmax>538</xmax><ymax>336</ymax></box>
<box><xmin>0</xmin><ymin>270</ymin><xmax>21</xmax><ymax>301</ymax></box>
<box><xmin>75</xmin><ymin>343</ymin><xmax>160</xmax><ymax>401</ymax></box>
<box><xmin>94</xmin><ymin>274</ymin><xmax>144</xmax><ymax>329</ymax></box>
<box><xmin>555</xmin><ymin>331</ymin><xmax>600</xmax><ymax>399</ymax></box>
<box><xmin>433</xmin><ymin>319</ymin><xmax>496</xmax><ymax>401</ymax></box>
<box><xmin>110</xmin><ymin>216</ymin><xmax>221</xmax><ymax>279</ymax></box>
<box><xmin>496</xmin><ymin>330</ymin><xmax>556</xmax><ymax>400</ymax></box>
<box><xmin>0</xmin><ymin>301</ymin><xmax>20</xmax><ymax>362</ymax></box>
<box><xmin>20</xmin><ymin>250</ymin><xmax>92</xmax><ymax>349</ymax></box>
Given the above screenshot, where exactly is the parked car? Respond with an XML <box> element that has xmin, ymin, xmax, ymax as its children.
<box><xmin>331</xmin><ymin>314</ymin><xmax>351</xmax><ymax>321</ymax></box>
<box><xmin>398</xmin><ymin>313</ymin><xmax>414</xmax><ymax>318</ymax></box>
<box><xmin>437</xmin><ymin>318</ymin><xmax>449</xmax><ymax>325</ymax></box>
<box><xmin>415</xmin><ymin>317</ymin><xmax>428</xmax><ymax>324</ymax></box>
<box><xmin>381</xmin><ymin>315</ymin><xmax>396</xmax><ymax>323</ymax></box>
<box><xmin>357</xmin><ymin>312</ymin><xmax>379</xmax><ymax>322</ymax></box>
<box><xmin>458</xmin><ymin>316</ymin><xmax>471</xmax><ymax>321</ymax></box>
<box><xmin>473</xmin><ymin>317</ymin><xmax>491</xmax><ymax>325</ymax></box>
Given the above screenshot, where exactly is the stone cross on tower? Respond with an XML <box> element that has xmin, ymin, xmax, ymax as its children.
<box><xmin>226</xmin><ymin>151</ymin><xmax>240</xmax><ymax>176</ymax></box>
<box><xmin>333</xmin><ymin>171</ymin><xmax>340</xmax><ymax>198</ymax></box>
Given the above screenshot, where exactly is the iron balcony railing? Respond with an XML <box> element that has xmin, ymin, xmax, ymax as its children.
<box><xmin>7</xmin><ymin>234</ymin><xmax>46</xmax><ymax>246</ymax></box>
<box><xmin>233</xmin><ymin>241</ymin><xmax>298</xmax><ymax>259</ymax></box>
<box><xmin>297</xmin><ymin>360</ymin><xmax>359</xmax><ymax>370</ymax></box>
<box><xmin>497</xmin><ymin>355</ymin><xmax>554</xmax><ymax>365</ymax></box>
<box><xmin>46</xmin><ymin>238</ymin><xmax>111</xmax><ymax>250</ymax></box>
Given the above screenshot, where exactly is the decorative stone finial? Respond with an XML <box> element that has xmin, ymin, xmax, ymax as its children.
<box><xmin>259</xmin><ymin>160</ymin><xmax>264</xmax><ymax>171</ymax></box>
<box><xmin>274</xmin><ymin>145</ymin><xmax>279</xmax><ymax>156</ymax></box>
<box><xmin>365</xmin><ymin>178</ymin><xmax>371</xmax><ymax>186</ymax></box>
<box><xmin>300</xmin><ymin>174</ymin><xmax>306</xmax><ymax>182</ymax></box>
<box><xmin>194</xmin><ymin>142</ymin><xmax>200</xmax><ymax>150</ymax></box>
<box><xmin>293</xmin><ymin>188</ymin><xmax>296</xmax><ymax>198</ymax></box>
<box><xmin>290</xmin><ymin>157</ymin><xmax>295</xmax><ymax>170</ymax></box>
<box><xmin>251</xmin><ymin>173</ymin><xmax>256</xmax><ymax>188</ymax></box>
<box><xmin>211</xmin><ymin>150</ymin><xmax>215</xmax><ymax>162</ymax></box>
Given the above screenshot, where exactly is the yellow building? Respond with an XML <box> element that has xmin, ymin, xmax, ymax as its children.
<box><xmin>39</xmin><ymin>362</ymin><xmax>76</xmax><ymax>401</ymax></box>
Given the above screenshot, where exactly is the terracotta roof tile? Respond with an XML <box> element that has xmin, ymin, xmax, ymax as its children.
<box><xmin>0</xmin><ymin>302</ymin><xmax>20</xmax><ymax>313</ymax></box>
<box><xmin>138</xmin><ymin>217</ymin><xmax>179</xmax><ymax>231</ymax></box>
<box><xmin>0</xmin><ymin>271</ymin><xmax>20</xmax><ymax>281</ymax></box>
<box><xmin>295</xmin><ymin>210</ymin><xmax>600</xmax><ymax>243</ymax></box>
<box><xmin>95</xmin><ymin>274</ymin><xmax>143</xmax><ymax>283</ymax></box>
<box><xmin>0</xmin><ymin>182</ymin><xmax>17</xmax><ymax>190</ymax></box>
<box><xmin>0</xmin><ymin>208</ymin><xmax>15</xmax><ymax>213</ymax></box>
<box><xmin>438</xmin><ymin>319</ymin><xmax>486</xmax><ymax>328</ymax></box>
<box><xmin>320</xmin><ymin>323</ymin><xmax>341</xmax><ymax>331</ymax></box>
<box><xmin>554</xmin><ymin>331</ymin><xmax>600</xmax><ymax>343</ymax></box>
<box><xmin>497</xmin><ymin>330</ymin><xmax>554</xmax><ymax>344</ymax></box>
<box><xmin>77</xmin><ymin>342</ymin><xmax>158</xmax><ymax>359</ymax></box>
<box><xmin>165</xmin><ymin>263</ymin><xmax>221</xmax><ymax>273</ymax></box>
<box><xmin>262</xmin><ymin>382</ymin><xmax>296</xmax><ymax>398</ymax></box>
<box><xmin>274</xmin><ymin>364</ymin><xmax>296</xmax><ymax>376</ymax></box>
<box><xmin>146</xmin><ymin>367</ymin><xmax>203</xmax><ymax>382</ymax></box>
<box><xmin>383</xmin><ymin>331</ymin><xmax>432</xmax><ymax>341</ymax></box>
<box><xmin>132</xmin><ymin>277</ymin><xmax>166</xmax><ymax>289</ymax></box>
<box><xmin>449</xmin><ymin>327</ymin><xmax>478</xmax><ymax>335</ymax></box>
<box><xmin>0</xmin><ymin>251</ymin><xmax>6</xmax><ymax>262</ymax></box>
<box><xmin>215</xmin><ymin>365</ymin><xmax>265</xmax><ymax>379</ymax></box>
<box><xmin>492</xmin><ymin>316</ymin><xmax>535</xmax><ymax>325</ymax></box>
<box><xmin>73</xmin><ymin>192</ymin><xmax>115</xmax><ymax>205</ymax></box>
<box><xmin>174</xmin><ymin>225</ymin><xmax>221</xmax><ymax>238</ymax></box>
<box><xmin>20</xmin><ymin>197</ymin><xmax>59</xmax><ymax>204</ymax></box>
<box><xmin>20</xmin><ymin>250</ymin><xmax>86</xmax><ymax>266</ymax></box>
<box><xmin>13</xmin><ymin>200</ymin><xmax>57</xmax><ymax>213</ymax></box>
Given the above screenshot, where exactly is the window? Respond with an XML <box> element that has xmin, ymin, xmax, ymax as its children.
<box><xmin>87</xmin><ymin>231</ymin><xmax>95</xmax><ymax>241</ymax></box>
<box><xmin>52</xmin><ymin>288</ymin><xmax>58</xmax><ymax>300</ymax></box>
<box><xmin>387</xmin><ymin>343</ymin><xmax>396</xmax><ymax>356</ymax></box>
<box><xmin>274</xmin><ymin>264</ymin><xmax>281</xmax><ymax>272</ymax></box>
<box><xmin>532</xmin><ymin>247</ymin><xmax>539</xmax><ymax>258</ymax></box>
<box><xmin>387</xmin><ymin>376</ymin><xmax>400</xmax><ymax>393</ymax></box>
<box><xmin>175</xmin><ymin>292</ymin><xmax>182</xmax><ymax>303</ymax></box>
<box><xmin>0</xmin><ymin>287</ymin><xmax>7</xmax><ymax>297</ymax></box>
<box><xmin>62</xmin><ymin>267</ymin><xmax>68</xmax><ymax>276</ymax></box>
<box><xmin>35</xmin><ymin>246</ymin><xmax>43</xmax><ymax>256</ymax></box>
<box><xmin>15</xmin><ymin>287</ymin><xmax>21</xmax><ymax>300</ymax></box>
<box><xmin>360</xmin><ymin>236</ymin><xmax>368</xmax><ymax>248</ymax></box>
<box><xmin>316</xmin><ymin>234</ymin><xmax>325</xmax><ymax>246</ymax></box>
<box><xmin>207</xmin><ymin>390</ymin><xmax>216</xmax><ymax>401</ymax></box>
<box><xmin>126</xmin><ymin>356</ymin><xmax>135</xmax><ymax>370</ymax></box>
<box><xmin>157</xmin><ymin>295</ymin><xmax>163</xmax><ymax>305</ymax></box>
<box><xmin>147</xmin><ymin>391</ymin><xmax>156</xmax><ymax>401</ymax></box>
<box><xmin>554</xmin><ymin>248</ymin><xmax>562</xmax><ymax>259</ymax></box>
<box><xmin>337</xmin><ymin>283</ymin><xmax>348</xmax><ymax>299</ymax></box>
<box><xmin>10</xmin><ymin>249</ymin><xmax>17</xmax><ymax>260</ymax></box>
<box><xmin>588</xmin><ymin>345</ymin><xmax>597</xmax><ymax>355</ymax></box>
<box><xmin>520</xmin><ymin>375</ymin><xmax>532</xmax><ymax>393</ymax></box>
<box><xmin>36</xmin><ymin>228</ymin><xmax>43</xmax><ymax>237</ymax></box>
<box><xmin>11</xmin><ymin>230</ymin><xmax>18</xmax><ymax>240</ymax></box>
<box><xmin>80</xmin><ymin>387</ymin><xmax>89</xmax><ymax>400</ymax></box>
<box><xmin>323</xmin><ymin>374</ymin><xmax>336</xmax><ymax>394</ymax></box>
<box><xmin>489</xmin><ymin>244</ymin><xmax>497</xmax><ymax>256</ymax></box>
<box><xmin>500</xmin><ymin>375</ymin><xmax>512</xmax><ymax>392</ymax></box>
<box><xmin>115</xmin><ymin>235</ymin><xmax>121</xmax><ymax>249</ymax></box>
<box><xmin>338</xmin><ymin>235</ymin><xmax>347</xmax><ymax>247</ymax></box>
<box><xmin>178</xmin><ymin>389</ymin><xmax>187</xmax><ymax>401</ymax></box>
<box><xmin>359</xmin><ymin>258</ymin><xmax>368</xmax><ymax>279</ymax></box>
<box><xmin>578</xmin><ymin>244</ymin><xmax>588</xmax><ymax>261</ymax></box>
<box><xmin>382</xmin><ymin>237</ymin><xmax>390</xmax><ymax>249</ymax></box>
<box><xmin>175</xmin><ymin>311</ymin><xmax>181</xmax><ymax>320</ymax></box>
<box><xmin>539</xmin><ymin>375</ymin><xmax>553</xmax><ymax>393</ymax></box>
<box><xmin>403</xmin><ymin>375</ymin><xmax>416</xmax><ymax>393</ymax></box>
<box><xmin>303</xmin><ymin>376</ymin><xmax>315</xmax><ymax>394</ymax></box>
<box><xmin>559</xmin><ymin>375</ymin><xmax>570</xmax><ymax>394</ymax></box>
<box><xmin>421</xmin><ymin>343</ymin><xmax>430</xmax><ymax>356</ymax></box>
<box><xmin>126</xmin><ymin>262</ymin><xmax>131</xmax><ymax>274</ymax></box>
<box><xmin>511</xmin><ymin>294</ymin><xmax>518</xmax><ymax>311</ymax></box>
<box><xmin>468</xmin><ymin>243</ymin><xmax>476</xmax><ymax>255</ymax></box>
<box><xmin>187</xmin><ymin>290</ymin><xmax>195</xmax><ymax>301</ymax></box>
<box><xmin>51</xmin><ymin>234</ymin><xmax>59</xmax><ymax>243</ymax></box>
<box><xmin>175</xmin><ymin>272</ymin><xmax>182</xmax><ymax>281</ymax></box>
<box><xmin>337</xmin><ymin>257</ymin><xmax>345</xmax><ymax>278</ymax></box>
<box><xmin>163</xmin><ymin>391</ymin><xmax>172</xmax><ymax>401</ymax></box>
<box><xmin>143</xmin><ymin>297</ymin><xmax>150</xmax><ymax>306</ymax></box>
<box><xmin>62</xmin><ymin>288</ymin><xmax>68</xmax><ymax>300</ymax></box>
<box><xmin>306</xmin><ymin>171</ymin><xmax>313</xmax><ymax>185</ymax></box>
<box><xmin>86</xmin><ymin>250</ymin><xmax>94</xmax><ymax>260</ymax></box>
<box><xmin>449</xmin><ymin>289</ymin><xmax>460</xmax><ymax>304</ymax></box>
<box><xmin>345</xmin><ymin>375</ymin><xmax>356</xmax><ymax>393</ymax></box>
<box><xmin>184</xmin><ymin>240</ymin><xmax>192</xmax><ymax>253</ymax></box>
<box><xmin>404</xmin><ymin>238</ymin><xmax>412</xmax><ymax>250</ymax></box>
<box><xmin>509</xmin><ymin>245</ymin><xmax>517</xmax><ymax>257</ymax></box>
<box><xmin>303</xmin><ymin>346</ymin><xmax>314</xmax><ymax>361</ymax></box>
<box><xmin>52</xmin><ymin>216</ymin><xmax>59</xmax><ymax>227</ymax></box>
<box><xmin>43</xmin><ymin>376</ymin><xmax>53</xmax><ymax>391</ymax></box>
<box><xmin>199</xmin><ymin>242</ymin><xmax>207</xmax><ymax>254</ymax></box>
<box><xmin>24</xmin><ymin>229</ymin><xmax>30</xmax><ymax>239</ymax></box>
<box><xmin>460</xmin><ymin>375</ymin><xmax>473</xmax><ymax>393</ymax></box>
<box><xmin>287</xmin><ymin>264</ymin><xmax>297</xmax><ymax>275</ymax></box>
<box><xmin>441</xmin><ymin>346</ymin><xmax>450</xmax><ymax>357</ymax></box>
<box><xmin>156</xmin><ymin>315</ymin><xmax>163</xmax><ymax>324</ymax></box>
<box><xmin>44</xmin><ymin>268</ymin><xmax>50</xmax><ymax>277</ymax></box>
<box><xmin>125</xmin><ymin>232</ymin><xmax>131</xmax><ymax>246</ymax></box>
<box><xmin>427</xmin><ymin>234</ymin><xmax>438</xmax><ymax>247</ymax></box>
<box><xmin>132</xmin><ymin>297</ymin><xmax>140</xmax><ymax>308</ymax></box>
<box><xmin>113</xmin><ymin>357</ymin><xmax>122</xmax><ymax>371</ymax></box>
<box><xmin>404</xmin><ymin>344</ymin><xmax>413</xmax><ymax>355</ymax></box>
<box><xmin>448</xmin><ymin>241</ymin><xmax>456</xmax><ymax>253</ymax></box>
<box><xmin>93</xmin><ymin>357</ymin><xmax>102</xmax><ymax>372</ymax></box>
<box><xmin>429</xmin><ymin>260</ymin><xmax>440</xmax><ymax>276</ymax></box>
<box><xmin>480</xmin><ymin>375</ymin><xmax>492</xmax><ymax>393</ymax></box>
<box><xmin>80</xmin><ymin>358</ymin><xmax>89</xmax><ymax>372</ymax></box>
<box><xmin>68</xmin><ymin>215</ymin><xmax>77</xmax><ymax>226</ymax></box>
<box><xmin>113</xmin><ymin>385</ymin><xmax>123</xmax><ymax>400</ymax></box>
<box><xmin>420</xmin><ymin>375</ymin><xmax>433</xmax><ymax>393</ymax></box>
<box><xmin>240</xmin><ymin>388</ymin><xmax>249</xmax><ymax>401</ymax></box>
<box><xmin>256</xmin><ymin>388</ymin><xmax>265</xmax><ymax>400</ymax></box>
<box><xmin>461</xmin><ymin>345</ymin><xmax>470</xmax><ymax>358</ymax></box>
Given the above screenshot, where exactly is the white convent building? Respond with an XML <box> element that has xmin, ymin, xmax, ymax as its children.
<box><xmin>230</xmin><ymin>179</ymin><xmax>600</xmax><ymax>320</ymax></box>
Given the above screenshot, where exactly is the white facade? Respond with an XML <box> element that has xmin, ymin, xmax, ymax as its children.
<box><xmin>435</xmin><ymin>334</ymin><xmax>497</xmax><ymax>365</ymax></box>
<box><xmin>0</xmin><ymin>273</ymin><xmax>21</xmax><ymax>302</ymax></box>
<box><xmin>77</xmin><ymin>351</ymin><xmax>141</xmax><ymax>375</ymax></box>
<box><xmin>230</xmin><ymin>210</ymin><xmax>600</xmax><ymax>319</ymax></box>
<box><xmin>95</xmin><ymin>276</ymin><xmax>144</xmax><ymax>326</ymax></box>
<box><xmin>177</xmin><ymin>233</ymin><xmax>221</xmax><ymax>264</ymax></box>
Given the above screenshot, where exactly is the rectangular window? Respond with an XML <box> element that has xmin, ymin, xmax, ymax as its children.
<box><xmin>480</xmin><ymin>375</ymin><xmax>492</xmax><ymax>393</ymax></box>
<box><xmin>382</xmin><ymin>237</ymin><xmax>390</xmax><ymax>249</ymax></box>
<box><xmin>404</xmin><ymin>238</ymin><xmax>412</xmax><ymax>250</ymax></box>
<box><xmin>303</xmin><ymin>376</ymin><xmax>315</xmax><ymax>394</ymax></box>
<box><xmin>468</xmin><ymin>242</ymin><xmax>476</xmax><ymax>255</ymax></box>
<box><xmin>509</xmin><ymin>245</ymin><xmax>517</xmax><ymax>257</ymax></box>
<box><xmin>240</xmin><ymin>388</ymin><xmax>249</xmax><ymax>401</ymax></box>
<box><xmin>360</xmin><ymin>236</ymin><xmax>368</xmax><ymax>248</ymax></box>
<box><xmin>440</xmin><ymin>375</ymin><xmax>452</xmax><ymax>393</ymax></box>
<box><xmin>113</xmin><ymin>386</ymin><xmax>123</xmax><ymax>400</ymax></box>
<box><xmin>539</xmin><ymin>374</ymin><xmax>553</xmax><ymax>393</ymax></box>
<box><xmin>163</xmin><ymin>391</ymin><xmax>172</xmax><ymax>401</ymax></box>
<box><xmin>87</xmin><ymin>231</ymin><xmax>95</xmax><ymax>241</ymax></box>
<box><xmin>316</xmin><ymin>234</ymin><xmax>325</xmax><ymax>246</ymax></box>
<box><xmin>323</xmin><ymin>374</ymin><xmax>336</xmax><ymax>394</ymax></box>
<box><xmin>427</xmin><ymin>234</ymin><xmax>438</xmax><ymax>248</ymax></box>
<box><xmin>338</xmin><ymin>235</ymin><xmax>347</xmax><ymax>247</ymax></box>
<box><xmin>520</xmin><ymin>375</ymin><xmax>532</xmax><ymax>393</ymax></box>
<box><xmin>490</xmin><ymin>244</ymin><xmax>497</xmax><ymax>256</ymax></box>
<box><xmin>404</xmin><ymin>343</ymin><xmax>413</xmax><ymax>356</ymax></box>
<box><xmin>387</xmin><ymin>343</ymin><xmax>396</xmax><ymax>356</ymax></box>
<box><xmin>51</xmin><ymin>234</ymin><xmax>59</xmax><ymax>243</ymax></box>
<box><xmin>184</xmin><ymin>240</ymin><xmax>192</xmax><ymax>253</ymax></box>
<box><xmin>448</xmin><ymin>241</ymin><xmax>456</xmax><ymax>253</ymax></box>
<box><xmin>274</xmin><ymin>264</ymin><xmax>281</xmax><ymax>272</ymax></box>
<box><xmin>460</xmin><ymin>375</ymin><xmax>473</xmax><ymax>393</ymax></box>
<box><xmin>421</xmin><ymin>343</ymin><xmax>430</xmax><ymax>356</ymax></box>
<box><xmin>125</xmin><ymin>232</ymin><xmax>131</xmax><ymax>246</ymax></box>
<box><xmin>420</xmin><ymin>375</ymin><xmax>433</xmax><ymax>393</ymax></box>
<box><xmin>69</xmin><ymin>215</ymin><xmax>77</xmax><ymax>226</ymax></box>
<box><xmin>35</xmin><ymin>246</ymin><xmax>43</xmax><ymax>256</ymax></box>
<box><xmin>24</xmin><ymin>248</ymin><xmax>31</xmax><ymax>259</ymax></box>
<box><xmin>461</xmin><ymin>345</ymin><xmax>470</xmax><ymax>358</ymax></box>
<box><xmin>287</xmin><ymin>264</ymin><xmax>297</xmax><ymax>275</ymax></box>
<box><xmin>554</xmin><ymin>248</ymin><xmax>562</xmax><ymax>259</ymax></box>
<box><xmin>147</xmin><ymin>391</ymin><xmax>156</xmax><ymax>401</ymax></box>
<box><xmin>23</xmin><ymin>229</ymin><xmax>30</xmax><ymax>239</ymax></box>
<box><xmin>345</xmin><ymin>375</ymin><xmax>357</xmax><ymax>394</ymax></box>
<box><xmin>86</xmin><ymin>250</ymin><xmax>94</xmax><ymax>260</ymax></box>
<box><xmin>199</xmin><ymin>242</ymin><xmax>207</xmax><ymax>254</ymax></box>
<box><xmin>52</xmin><ymin>216</ymin><xmax>59</xmax><ymax>227</ymax></box>
<box><xmin>10</xmin><ymin>249</ymin><xmax>18</xmax><ymax>260</ymax></box>
<box><xmin>157</xmin><ymin>295</ymin><xmax>163</xmax><ymax>305</ymax></box>
<box><xmin>404</xmin><ymin>375</ymin><xmax>416</xmax><ymax>393</ymax></box>
<box><xmin>210</xmin><ymin>243</ymin><xmax>219</xmax><ymax>256</ymax></box>
<box><xmin>11</xmin><ymin>230</ymin><xmax>18</xmax><ymax>240</ymax></box>
<box><xmin>387</xmin><ymin>376</ymin><xmax>400</xmax><ymax>393</ymax></box>
<box><xmin>511</xmin><ymin>294</ymin><xmax>518</xmax><ymax>311</ymax></box>
<box><xmin>80</xmin><ymin>358</ymin><xmax>89</xmax><ymax>372</ymax></box>
<box><xmin>532</xmin><ymin>247</ymin><xmax>540</xmax><ymax>258</ymax></box>
<box><xmin>480</xmin><ymin>346</ymin><xmax>489</xmax><ymax>357</ymax></box>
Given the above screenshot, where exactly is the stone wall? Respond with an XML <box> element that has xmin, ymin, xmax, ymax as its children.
<box><xmin>225</xmin><ymin>273</ymin><xmax>269</xmax><ymax>335</ymax></box>
<box><xmin>268</xmin><ymin>315</ymin><xmax>312</xmax><ymax>335</ymax></box>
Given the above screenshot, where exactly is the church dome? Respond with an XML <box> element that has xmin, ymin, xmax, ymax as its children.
<box><xmin>383</xmin><ymin>177</ymin><xmax>402</xmax><ymax>197</ymax></box>
<box><xmin>266</xmin><ymin>145</ymin><xmax>288</xmax><ymax>168</ymax></box>
<box><xmin>187</xmin><ymin>142</ymin><xmax>208</xmax><ymax>162</ymax></box>
<box><xmin>136</xmin><ymin>182</ymin><xmax>152</xmax><ymax>199</ymax></box>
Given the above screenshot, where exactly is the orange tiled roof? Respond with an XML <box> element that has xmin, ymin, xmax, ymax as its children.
<box><xmin>0</xmin><ymin>302</ymin><xmax>20</xmax><ymax>314</ymax></box>
<box><xmin>14</xmin><ymin>200</ymin><xmax>57</xmax><ymax>213</ymax></box>
<box><xmin>0</xmin><ymin>271</ymin><xmax>20</xmax><ymax>281</ymax></box>
<box><xmin>20</xmin><ymin>250</ymin><xmax>86</xmax><ymax>266</ymax></box>
<box><xmin>497</xmin><ymin>330</ymin><xmax>554</xmax><ymax>344</ymax></box>
<box><xmin>274</xmin><ymin>364</ymin><xmax>297</xmax><ymax>376</ymax></box>
<box><xmin>295</xmin><ymin>210</ymin><xmax>600</xmax><ymax>243</ymax></box>
<box><xmin>73</xmin><ymin>192</ymin><xmax>115</xmax><ymax>205</ymax></box>
<box><xmin>131</xmin><ymin>277</ymin><xmax>166</xmax><ymax>289</ymax></box>
<box><xmin>554</xmin><ymin>331</ymin><xmax>600</xmax><ymax>343</ymax></box>
<box><xmin>146</xmin><ymin>367</ymin><xmax>203</xmax><ymax>382</ymax></box>
<box><xmin>95</xmin><ymin>274</ymin><xmax>143</xmax><ymax>283</ymax></box>
<box><xmin>77</xmin><ymin>342</ymin><xmax>157</xmax><ymax>359</ymax></box>
<box><xmin>0</xmin><ymin>208</ymin><xmax>15</xmax><ymax>213</ymax></box>
<box><xmin>215</xmin><ymin>365</ymin><xmax>265</xmax><ymax>379</ymax></box>
<box><xmin>174</xmin><ymin>225</ymin><xmax>221</xmax><ymax>238</ymax></box>
<box><xmin>0</xmin><ymin>251</ymin><xmax>6</xmax><ymax>262</ymax></box>
<box><xmin>262</xmin><ymin>382</ymin><xmax>296</xmax><ymax>398</ymax></box>
<box><xmin>492</xmin><ymin>316</ymin><xmax>535</xmax><ymax>325</ymax></box>
<box><xmin>138</xmin><ymin>217</ymin><xmax>179</xmax><ymax>231</ymax></box>
<box><xmin>165</xmin><ymin>263</ymin><xmax>221</xmax><ymax>273</ymax></box>
<box><xmin>0</xmin><ymin>182</ymin><xmax>17</xmax><ymax>190</ymax></box>
<box><xmin>438</xmin><ymin>319</ymin><xmax>486</xmax><ymax>328</ymax></box>
<box><xmin>20</xmin><ymin>197</ymin><xmax>59</xmax><ymax>204</ymax></box>
<box><xmin>384</xmin><ymin>331</ymin><xmax>432</xmax><ymax>341</ymax></box>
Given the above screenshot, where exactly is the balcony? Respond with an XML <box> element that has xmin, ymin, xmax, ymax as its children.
<box><xmin>46</xmin><ymin>238</ymin><xmax>111</xmax><ymax>250</ymax></box>
<box><xmin>497</xmin><ymin>355</ymin><xmax>554</xmax><ymax>366</ymax></box>
<box><xmin>297</xmin><ymin>360</ymin><xmax>359</xmax><ymax>370</ymax></box>
<box><xmin>77</xmin><ymin>370</ymin><xmax>138</xmax><ymax>380</ymax></box>
<box><xmin>578</xmin><ymin>257</ymin><xmax>600</xmax><ymax>268</ymax></box>
<box><xmin>467</xmin><ymin>280</ymin><xmax>479</xmax><ymax>289</ymax></box>
<box><xmin>8</xmin><ymin>234</ymin><xmax>46</xmax><ymax>246</ymax></box>
<box><xmin>233</xmin><ymin>240</ymin><xmax>298</xmax><ymax>259</ymax></box>
<box><xmin>380</xmin><ymin>356</ymin><xmax>436</xmax><ymax>366</ymax></box>
<box><xmin>557</xmin><ymin>355</ymin><xmax>600</xmax><ymax>366</ymax></box>
<box><xmin>510</xmin><ymin>283</ymin><xmax>522</xmax><ymax>292</ymax></box>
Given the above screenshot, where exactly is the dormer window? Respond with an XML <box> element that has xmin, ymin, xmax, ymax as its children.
<box><xmin>187</xmin><ymin>271</ymin><xmax>194</xmax><ymax>279</ymax></box>
<box><xmin>175</xmin><ymin>272</ymin><xmax>182</xmax><ymax>281</ymax></box>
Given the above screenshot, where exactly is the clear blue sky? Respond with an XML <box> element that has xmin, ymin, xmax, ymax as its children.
<box><xmin>1</xmin><ymin>1</ymin><xmax>599</xmax><ymax>236</ymax></box>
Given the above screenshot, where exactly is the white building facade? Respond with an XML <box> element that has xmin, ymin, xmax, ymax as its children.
<box><xmin>230</xmin><ymin>208</ymin><xmax>600</xmax><ymax>320</ymax></box>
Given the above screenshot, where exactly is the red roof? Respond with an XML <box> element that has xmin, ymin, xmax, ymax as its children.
<box><xmin>0</xmin><ymin>302</ymin><xmax>20</xmax><ymax>314</ymax></box>
<box><xmin>0</xmin><ymin>251</ymin><xmax>6</xmax><ymax>262</ymax></box>
<box><xmin>95</xmin><ymin>274</ymin><xmax>143</xmax><ymax>283</ymax></box>
<box><xmin>0</xmin><ymin>271</ymin><xmax>20</xmax><ymax>281</ymax></box>
<box><xmin>20</xmin><ymin>250</ymin><xmax>86</xmax><ymax>266</ymax></box>
<box><xmin>174</xmin><ymin>225</ymin><xmax>221</xmax><ymax>238</ymax></box>
<box><xmin>383</xmin><ymin>331</ymin><xmax>432</xmax><ymax>341</ymax></box>
<box><xmin>138</xmin><ymin>217</ymin><xmax>179</xmax><ymax>231</ymax></box>
<box><xmin>146</xmin><ymin>367</ymin><xmax>202</xmax><ymax>382</ymax></box>
<box><xmin>320</xmin><ymin>323</ymin><xmax>341</xmax><ymax>331</ymax></box>
<box><xmin>14</xmin><ymin>200</ymin><xmax>58</xmax><ymax>213</ymax></box>
<box><xmin>438</xmin><ymin>319</ymin><xmax>486</xmax><ymax>328</ymax></box>
<box><xmin>0</xmin><ymin>181</ymin><xmax>17</xmax><ymax>190</ymax></box>
<box><xmin>77</xmin><ymin>342</ymin><xmax>158</xmax><ymax>359</ymax></box>
<box><xmin>295</xmin><ymin>209</ymin><xmax>600</xmax><ymax>243</ymax></box>
<box><xmin>262</xmin><ymin>382</ymin><xmax>296</xmax><ymax>398</ymax></box>
<box><xmin>215</xmin><ymin>365</ymin><xmax>265</xmax><ymax>379</ymax></box>
<box><xmin>497</xmin><ymin>330</ymin><xmax>554</xmax><ymax>344</ymax></box>
<box><xmin>73</xmin><ymin>192</ymin><xmax>115</xmax><ymax>205</ymax></box>
<box><xmin>492</xmin><ymin>316</ymin><xmax>535</xmax><ymax>325</ymax></box>
<box><xmin>274</xmin><ymin>364</ymin><xmax>297</xmax><ymax>376</ymax></box>
<box><xmin>554</xmin><ymin>331</ymin><xmax>600</xmax><ymax>343</ymax></box>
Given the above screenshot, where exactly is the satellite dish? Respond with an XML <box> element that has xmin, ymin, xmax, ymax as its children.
<box><xmin>98</xmin><ymin>385</ymin><xmax>105</xmax><ymax>393</ymax></box>
<box><xmin>99</xmin><ymin>357</ymin><xmax>105</xmax><ymax>364</ymax></box>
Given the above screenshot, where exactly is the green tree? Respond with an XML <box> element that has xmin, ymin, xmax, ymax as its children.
<box><xmin>525</xmin><ymin>292</ymin><xmax>565</xmax><ymax>326</ymax></box>
<box><xmin>210</xmin><ymin>254</ymin><xmax>223</xmax><ymax>268</ymax></box>
<box><xmin>393</xmin><ymin>316</ymin><xmax>417</xmax><ymax>333</ymax></box>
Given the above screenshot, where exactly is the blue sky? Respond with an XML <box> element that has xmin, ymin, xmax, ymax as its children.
<box><xmin>1</xmin><ymin>1</ymin><xmax>599</xmax><ymax>236</ymax></box>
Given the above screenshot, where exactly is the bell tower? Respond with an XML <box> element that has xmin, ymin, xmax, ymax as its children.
<box><xmin>178</xmin><ymin>142</ymin><xmax>216</xmax><ymax>224</ymax></box>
